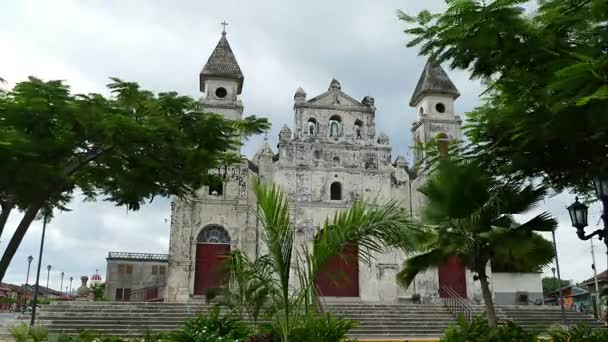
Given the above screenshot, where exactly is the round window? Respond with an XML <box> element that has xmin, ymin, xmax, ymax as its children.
<box><xmin>435</xmin><ymin>103</ymin><xmax>446</xmax><ymax>113</ymax></box>
<box><xmin>215</xmin><ymin>87</ymin><xmax>228</xmax><ymax>98</ymax></box>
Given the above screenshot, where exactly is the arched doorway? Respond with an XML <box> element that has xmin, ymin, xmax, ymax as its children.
<box><xmin>438</xmin><ymin>256</ymin><xmax>467</xmax><ymax>298</ymax></box>
<box><xmin>315</xmin><ymin>242</ymin><xmax>359</xmax><ymax>297</ymax></box>
<box><xmin>194</xmin><ymin>225</ymin><xmax>231</xmax><ymax>295</ymax></box>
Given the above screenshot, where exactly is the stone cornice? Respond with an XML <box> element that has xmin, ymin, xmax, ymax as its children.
<box><xmin>410</xmin><ymin>116</ymin><xmax>462</xmax><ymax>132</ymax></box>
<box><xmin>294</xmin><ymin>103</ymin><xmax>374</xmax><ymax>114</ymax></box>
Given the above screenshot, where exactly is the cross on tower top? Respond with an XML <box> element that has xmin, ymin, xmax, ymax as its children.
<box><xmin>221</xmin><ymin>20</ymin><xmax>228</xmax><ymax>35</ymax></box>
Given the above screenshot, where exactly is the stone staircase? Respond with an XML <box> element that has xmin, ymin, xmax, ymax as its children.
<box><xmin>4</xmin><ymin>301</ymin><xmax>606</xmax><ymax>340</ymax></box>
<box><xmin>497</xmin><ymin>305</ymin><xmax>605</xmax><ymax>331</ymax></box>
<box><xmin>323</xmin><ymin>302</ymin><xmax>455</xmax><ymax>340</ymax></box>
<box><xmin>15</xmin><ymin>302</ymin><xmax>217</xmax><ymax>337</ymax></box>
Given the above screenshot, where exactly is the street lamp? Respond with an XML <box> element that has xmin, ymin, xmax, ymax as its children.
<box><xmin>568</xmin><ymin>177</ymin><xmax>608</xmax><ymax>243</ymax></box>
<box><xmin>550</xmin><ymin>231</ymin><xmax>567</xmax><ymax>324</ymax></box>
<box><xmin>23</xmin><ymin>255</ymin><xmax>33</xmax><ymax>312</ymax></box>
<box><xmin>551</xmin><ymin>267</ymin><xmax>558</xmax><ymax>296</ymax></box>
<box><xmin>45</xmin><ymin>265</ymin><xmax>51</xmax><ymax>300</ymax></box>
<box><xmin>568</xmin><ymin>177</ymin><xmax>608</xmax><ymax>323</ymax></box>
<box><xmin>69</xmin><ymin>277</ymin><xmax>73</xmax><ymax>296</ymax></box>
<box><xmin>60</xmin><ymin>272</ymin><xmax>64</xmax><ymax>295</ymax></box>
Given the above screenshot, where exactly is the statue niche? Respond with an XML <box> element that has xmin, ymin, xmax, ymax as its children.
<box><xmin>329</xmin><ymin>115</ymin><xmax>342</xmax><ymax>137</ymax></box>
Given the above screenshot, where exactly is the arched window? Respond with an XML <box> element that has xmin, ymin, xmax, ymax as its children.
<box><xmin>436</xmin><ymin>133</ymin><xmax>449</xmax><ymax>157</ymax></box>
<box><xmin>197</xmin><ymin>225</ymin><xmax>230</xmax><ymax>244</ymax></box>
<box><xmin>329</xmin><ymin>115</ymin><xmax>342</xmax><ymax>137</ymax></box>
<box><xmin>208</xmin><ymin>181</ymin><xmax>223</xmax><ymax>196</ymax></box>
<box><xmin>354</xmin><ymin>120</ymin><xmax>363</xmax><ymax>139</ymax></box>
<box><xmin>332</xmin><ymin>156</ymin><xmax>340</xmax><ymax>167</ymax></box>
<box><xmin>330</xmin><ymin>182</ymin><xmax>342</xmax><ymax>200</ymax></box>
<box><xmin>307</xmin><ymin>118</ymin><xmax>318</xmax><ymax>136</ymax></box>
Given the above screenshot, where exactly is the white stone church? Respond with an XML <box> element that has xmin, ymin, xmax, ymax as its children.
<box><xmin>158</xmin><ymin>31</ymin><xmax>543</xmax><ymax>304</ymax></box>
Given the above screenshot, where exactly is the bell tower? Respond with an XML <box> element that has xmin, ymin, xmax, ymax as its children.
<box><xmin>199</xmin><ymin>28</ymin><xmax>244</xmax><ymax>122</ymax></box>
<box><xmin>410</xmin><ymin>58</ymin><xmax>462</xmax><ymax>164</ymax></box>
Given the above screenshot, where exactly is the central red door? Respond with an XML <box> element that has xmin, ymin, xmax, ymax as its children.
<box><xmin>315</xmin><ymin>243</ymin><xmax>359</xmax><ymax>297</ymax></box>
<box><xmin>194</xmin><ymin>243</ymin><xmax>230</xmax><ymax>295</ymax></box>
<box><xmin>438</xmin><ymin>256</ymin><xmax>467</xmax><ymax>298</ymax></box>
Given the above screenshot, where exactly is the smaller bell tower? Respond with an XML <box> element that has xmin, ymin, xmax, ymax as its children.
<box><xmin>410</xmin><ymin>58</ymin><xmax>462</xmax><ymax>164</ymax></box>
<box><xmin>199</xmin><ymin>28</ymin><xmax>244</xmax><ymax>122</ymax></box>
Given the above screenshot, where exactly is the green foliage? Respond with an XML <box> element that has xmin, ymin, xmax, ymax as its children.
<box><xmin>221</xmin><ymin>250</ymin><xmax>275</xmax><ymax>325</ymax></box>
<box><xmin>9</xmin><ymin>323</ymin><xmax>49</xmax><ymax>342</ymax></box>
<box><xmin>287</xmin><ymin>313</ymin><xmax>358</xmax><ymax>342</ymax></box>
<box><xmin>0</xmin><ymin>76</ymin><xmax>269</xmax><ymax>281</ymax></box>
<box><xmin>398</xmin><ymin>0</ymin><xmax>608</xmax><ymax>195</ymax></box>
<box><xmin>0</xmin><ymin>296</ymin><xmax>16</xmax><ymax>304</ymax></box>
<box><xmin>89</xmin><ymin>284</ymin><xmax>105</xmax><ymax>301</ymax></box>
<box><xmin>548</xmin><ymin>324</ymin><xmax>608</xmax><ymax>342</ymax></box>
<box><xmin>542</xmin><ymin>277</ymin><xmax>571</xmax><ymax>297</ymax></box>
<box><xmin>9</xmin><ymin>323</ymin><xmax>29</xmax><ymax>342</ymax></box>
<box><xmin>442</xmin><ymin>315</ymin><xmax>535</xmax><ymax>342</ymax></box>
<box><xmin>169</xmin><ymin>306</ymin><xmax>251</xmax><ymax>342</ymax></box>
<box><xmin>397</xmin><ymin>159</ymin><xmax>556</xmax><ymax>326</ymax></box>
<box><xmin>28</xmin><ymin>325</ymin><xmax>48</xmax><ymax>342</ymax></box>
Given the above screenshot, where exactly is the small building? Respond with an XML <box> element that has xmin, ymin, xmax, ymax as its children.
<box><xmin>492</xmin><ymin>272</ymin><xmax>544</xmax><ymax>305</ymax></box>
<box><xmin>545</xmin><ymin>285</ymin><xmax>592</xmax><ymax>312</ymax></box>
<box><xmin>580</xmin><ymin>269</ymin><xmax>607</xmax><ymax>317</ymax></box>
<box><xmin>105</xmin><ymin>252</ymin><xmax>168</xmax><ymax>302</ymax></box>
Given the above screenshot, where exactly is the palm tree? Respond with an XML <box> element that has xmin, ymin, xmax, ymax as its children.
<box><xmin>397</xmin><ymin>159</ymin><xmax>556</xmax><ymax>327</ymax></box>
<box><xmin>223</xmin><ymin>178</ymin><xmax>416</xmax><ymax>341</ymax></box>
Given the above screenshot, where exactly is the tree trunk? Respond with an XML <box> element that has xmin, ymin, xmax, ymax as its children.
<box><xmin>0</xmin><ymin>198</ymin><xmax>15</xmax><ymax>239</ymax></box>
<box><xmin>478</xmin><ymin>268</ymin><xmax>498</xmax><ymax>327</ymax></box>
<box><xmin>0</xmin><ymin>202</ymin><xmax>44</xmax><ymax>282</ymax></box>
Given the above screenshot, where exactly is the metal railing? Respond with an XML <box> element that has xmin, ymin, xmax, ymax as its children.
<box><xmin>129</xmin><ymin>285</ymin><xmax>165</xmax><ymax>302</ymax></box>
<box><xmin>440</xmin><ymin>287</ymin><xmax>473</xmax><ymax>321</ymax></box>
<box><xmin>108</xmin><ymin>252</ymin><xmax>169</xmax><ymax>261</ymax></box>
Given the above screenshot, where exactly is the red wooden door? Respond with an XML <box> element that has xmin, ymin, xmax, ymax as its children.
<box><xmin>315</xmin><ymin>243</ymin><xmax>359</xmax><ymax>297</ymax></box>
<box><xmin>194</xmin><ymin>243</ymin><xmax>230</xmax><ymax>295</ymax></box>
<box><xmin>438</xmin><ymin>256</ymin><xmax>467</xmax><ymax>298</ymax></box>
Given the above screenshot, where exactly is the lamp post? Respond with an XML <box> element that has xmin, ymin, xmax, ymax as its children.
<box><xmin>551</xmin><ymin>230</ymin><xmax>567</xmax><ymax>324</ymax></box>
<box><xmin>45</xmin><ymin>265</ymin><xmax>51</xmax><ymax>300</ymax></box>
<box><xmin>69</xmin><ymin>277</ymin><xmax>73</xmax><ymax>296</ymax></box>
<box><xmin>567</xmin><ymin>176</ymin><xmax>608</xmax><ymax>324</ymax></box>
<box><xmin>60</xmin><ymin>272</ymin><xmax>64</xmax><ymax>295</ymax></box>
<box><xmin>31</xmin><ymin>213</ymin><xmax>49</xmax><ymax>327</ymax></box>
<box><xmin>23</xmin><ymin>255</ymin><xmax>33</xmax><ymax>312</ymax></box>
<box><xmin>551</xmin><ymin>267</ymin><xmax>558</xmax><ymax>300</ymax></box>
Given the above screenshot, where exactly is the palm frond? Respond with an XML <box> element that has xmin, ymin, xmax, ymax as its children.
<box><xmin>309</xmin><ymin>201</ymin><xmax>416</xmax><ymax>280</ymax></box>
<box><xmin>418</xmin><ymin>159</ymin><xmax>492</xmax><ymax>222</ymax></box>
<box><xmin>512</xmin><ymin>211</ymin><xmax>557</xmax><ymax>232</ymax></box>
<box><xmin>491</xmin><ymin>232</ymin><xmax>555</xmax><ymax>272</ymax></box>
<box><xmin>252</xmin><ymin>178</ymin><xmax>294</xmax><ymax>306</ymax></box>
<box><xmin>397</xmin><ymin>248</ymin><xmax>449</xmax><ymax>290</ymax></box>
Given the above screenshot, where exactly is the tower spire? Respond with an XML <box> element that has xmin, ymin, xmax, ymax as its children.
<box><xmin>221</xmin><ymin>20</ymin><xmax>228</xmax><ymax>35</ymax></box>
<box><xmin>409</xmin><ymin>58</ymin><xmax>460</xmax><ymax>107</ymax></box>
<box><xmin>199</xmin><ymin>28</ymin><xmax>244</xmax><ymax>93</ymax></box>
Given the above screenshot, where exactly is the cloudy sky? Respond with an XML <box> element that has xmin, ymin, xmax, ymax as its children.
<box><xmin>1</xmin><ymin>0</ymin><xmax>605</xmax><ymax>292</ymax></box>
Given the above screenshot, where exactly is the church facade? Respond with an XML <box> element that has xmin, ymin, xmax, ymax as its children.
<box><xmin>165</xmin><ymin>31</ymin><xmax>486</xmax><ymax>303</ymax></box>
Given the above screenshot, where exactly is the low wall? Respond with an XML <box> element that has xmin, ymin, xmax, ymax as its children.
<box><xmin>492</xmin><ymin>272</ymin><xmax>543</xmax><ymax>305</ymax></box>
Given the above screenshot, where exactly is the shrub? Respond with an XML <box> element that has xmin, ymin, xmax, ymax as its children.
<box><xmin>169</xmin><ymin>305</ymin><xmax>251</xmax><ymax>342</ymax></box>
<box><xmin>28</xmin><ymin>325</ymin><xmax>48</xmax><ymax>342</ymax></box>
<box><xmin>547</xmin><ymin>324</ymin><xmax>608</xmax><ymax>342</ymax></box>
<box><xmin>442</xmin><ymin>315</ymin><xmax>535</xmax><ymax>342</ymax></box>
<box><xmin>9</xmin><ymin>323</ymin><xmax>29</xmax><ymax>342</ymax></box>
<box><xmin>245</xmin><ymin>332</ymin><xmax>280</xmax><ymax>342</ymax></box>
<box><xmin>288</xmin><ymin>313</ymin><xmax>357</xmax><ymax>342</ymax></box>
